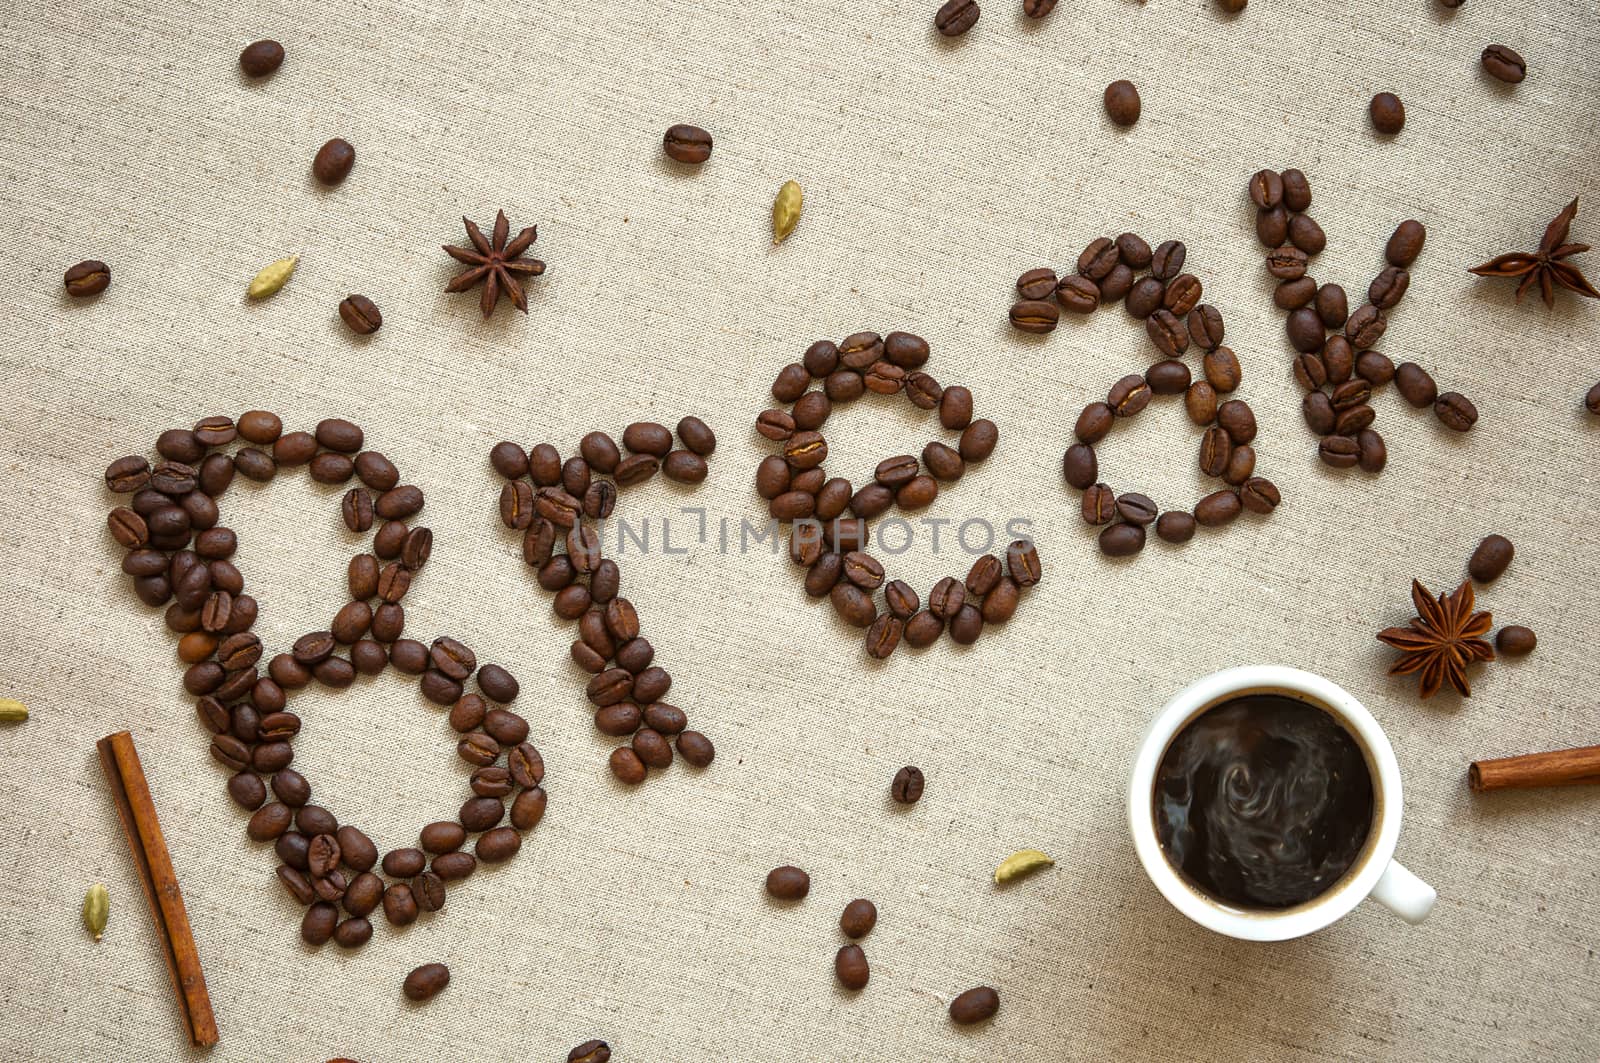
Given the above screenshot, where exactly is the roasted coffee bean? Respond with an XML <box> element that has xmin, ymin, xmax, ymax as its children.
<box><xmin>375</xmin><ymin>485</ymin><xmax>425</xmax><ymax>521</ymax></box>
<box><xmin>922</xmin><ymin>441</ymin><xmax>964</xmax><ymax>482</ymax></box>
<box><xmin>1163</xmin><ymin>274</ymin><xmax>1202</xmax><ymax>316</ymax></box>
<box><xmin>1115</xmin><ymin>492</ymin><xmax>1157</xmax><ymax>526</ymax></box>
<box><xmin>1386</xmin><ymin>220</ymin><xmax>1427</xmax><ymax>267</ymax></box>
<box><xmin>256</xmin><ymin>711</ymin><xmax>301</xmax><ymax>742</ymax></box>
<box><xmin>276</xmin><ymin>864</ymin><xmax>314</xmax><ymax>904</ymax></box>
<box><xmin>1481</xmin><ymin>44</ymin><xmax>1526</xmax><ymax>83</ymax></box>
<box><xmin>293</xmin><ymin>631</ymin><xmax>336</xmax><ymax>665</ymax></box>
<box><xmin>268</xmin><ymin>653</ymin><xmax>311</xmax><ymax>687</ymax></box>
<box><xmin>108</xmin><ymin>507</ymin><xmax>150</xmax><ymax>548</ymax></box>
<box><xmin>962</xmin><ymin>555</ymin><xmax>1000</xmax><ymax>599</ymax></box>
<box><xmin>1239</xmin><ymin>477</ymin><xmax>1280</xmax><ymax>514</ymax></box>
<box><xmin>459</xmin><ymin>795</ymin><xmax>505</xmax><ymax>833</ymax></box>
<box><xmin>1199</xmin><ymin>426</ymin><xmax>1233</xmax><ymax>478</ymax></box>
<box><xmin>824</xmin><ymin>369</ymin><xmax>866</xmax><ymax>403</ymax></box>
<box><xmin>568</xmin><ymin>1041</ymin><xmax>612</xmax><ymax>1063</ymax></box>
<box><xmin>1256</xmin><ymin>205</ymin><xmax>1289</xmax><ymax>249</ymax></box>
<box><xmin>841</xmin><ymin>898</ymin><xmax>878</xmax><ymax>938</ymax></box>
<box><xmin>1367</xmin><ymin>266</ymin><xmax>1410</xmax><ymax>310</ymax></box>
<box><xmin>1016</xmin><ymin>267</ymin><xmax>1058</xmax><ymax>300</ymax></box>
<box><xmin>841</xmin><ymin>550</ymin><xmax>885</xmax><ymax>590</ymax></box>
<box><xmin>1076</xmin><ymin>236</ymin><xmax>1119</xmax><ymax>279</ymax></box>
<box><xmin>1331</xmin><ymin>379</ymin><xmax>1372</xmax><ymax>410</ymax></box>
<box><xmin>307</xmin><ymin>832</ymin><xmax>343</xmax><ymax>877</ymax></box>
<box><xmin>239</xmin><ymin>36</ymin><xmax>286</xmax><ymax>76</ymax></box>
<box><xmin>1335</xmin><ymin>405</ymin><xmax>1374</xmax><ymax>437</ymax></box>
<box><xmin>489</xmin><ymin>442</ymin><xmax>529</xmax><ymax>480</ymax></box>
<box><xmin>1145</xmin><ymin>359</ymin><xmax>1190</xmax><ymax>395</ymax></box>
<box><xmin>1194</xmin><ymin>489</ymin><xmax>1242</xmax><ymax>526</ymax></box>
<box><xmin>632</xmin><ymin>726</ymin><xmax>674</xmax><ymax>769</ymax></box>
<box><xmin>1278</xmin><ymin>168</ymin><xmax>1312</xmax><ymax>213</ymax></box>
<box><xmin>1265</xmin><ymin>245</ymin><xmax>1308</xmax><ymax>280</ymax></box>
<box><xmin>511</xmin><ymin>785</ymin><xmax>550</xmax><ymax>827</ymax></box>
<box><xmin>298</xmin><ymin>808</ymin><xmax>339</xmax><ymax>839</ymax></box>
<box><xmin>1062</xmin><ymin>443</ymin><xmax>1098</xmax><ymax>490</ymax></box>
<box><xmin>865</xmin><ymin>614</ymin><xmax>903</xmax><ymax>659</ymax></box>
<box><xmin>449</xmin><ymin>693</ymin><xmax>488</xmax><ymax>733</ymax></box>
<box><xmin>381</xmin><ymin>883</ymin><xmax>419</xmax><ymax>926</ymax></box>
<box><xmin>782</xmin><ymin>431</ymin><xmax>827</xmax><ymax>471</ymax></box>
<box><xmin>248</xmin><ymin>802</ymin><xmax>294</xmax><ymax>841</ymax></box>
<box><xmin>1101</xmin><ymin>263</ymin><xmax>1135</xmax><ymax>301</ymax></box>
<box><xmin>374</xmin><ymin>518</ymin><xmax>408</xmax><ymax>558</ymax></box>
<box><xmin>1469</xmin><ymin>533</ymin><xmax>1515</xmax><ymax>583</ymax></box>
<box><xmin>1055</xmin><ymin>274</ymin><xmax>1099</xmax><ymax>314</ymax></box>
<box><xmin>351</xmin><ymin>451</ymin><xmax>397</xmax><ymax>491</ymax></box>
<box><xmin>1202</xmin><ymin>348</ymin><xmax>1242</xmax><ymax>393</ymax></box>
<box><xmin>179</xmin><ymin>491</ymin><xmax>219</xmax><ymax>531</ymax></box>
<box><xmin>369</xmin><ymin>602</ymin><xmax>404</xmax><ymax>643</ymax></box>
<box><xmin>196</xmin><ymin>452</ymin><xmax>236</xmax><ymax>497</ymax></box>
<box><xmin>1355</xmin><ymin>350</ymin><xmax>1395</xmax><ymax>387</ymax></box>
<box><xmin>312</xmin><ymin>138</ymin><xmax>356</xmax><ymax>185</ymax></box>
<box><xmin>457</xmin><ymin>732</ymin><xmax>500</xmax><ymax>767</ymax></box>
<box><xmin>1155</xmin><ymin>510</ymin><xmax>1196</xmax><ymax>543</ymax></box>
<box><xmin>1098</xmin><ymin>522</ymin><xmax>1145</xmax><ymax>557</ymax></box>
<box><xmin>233</xmin><ymin>447</ymin><xmax>275</xmax><ymax>482</ymax></box>
<box><xmin>1074</xmin><ymin>402</ymin><xmax>1115</xmax><ymax>444</ymax></box>
<box><xmin>1345</xmin><ymin>304</ymin><xmax>1387</xmax><ymax>349</ymax></box>
<box><xmin>273</xmin><ymin>431</ymin><xmax>317</xmax><ymax>466</ymax></box>
<box><xmin>872</xmin><ymin>455</ymin><xmax>917</xmax><ymax>490</ymax></box>
<box><xmin>1103</xmin><ymin>79</ymin><xmax>1141</xmax><ymax>126</ymax></box>
<box><xmin>1009</xmin><ymin>299</ymin><xmax>1058</xmax><ymax>333</ymax></box>
<box><xmin>1223</xmin><ymin>445</ymin><xmax>1256</xmax><ymax>486</ymax></box>
<box><xmin>959</xmin><ymin>420</ymin><xmax>999</xmax><ymax>462</ymax></box>
<box><xmin>1369</xmin><ymin>91</ymin><xmax>1405</xmax><ymax>134</ymax></box>
<box><xmin>836</xmin><ymin>331</ymin><xmax>882</xmax><ymax>370</ymax></box>
<box><xmin>1081</xmin><ymin>483</ymin><xmax>1117</xmax><ymax>525</ymax></box>
<box><xmin>483</xmin><ymin>707</ymin><xmax>529</xmax><ymax>746</ymax></box>
<box><xmin>1321</xmin><ymin>336</ymin><xmax>1354</xmax><ymax>384</ymax></box>
<box><xmin>420</xmin><ymin>821</ymin><xmax>466</xmax><ymax>854</ymax></box>
<box><xmin>1216</xmin><ymin>400</ymin><xmax>1256</xmax><ymax>444</ymax></box>
<box><xmin>1187</xmin><ymin>305</ymin><xmax>1225</xmax><ymax>349</ymax></box>
<box><xmin>344</xmin><ymin>871</ymin><xmax>384</xmax><ymax>916</ymax></box>
<box><xmin>755</xmin><ymin>456</ymin><xmax>792</xmax><ymax>501</ymax></box>
<box><xmin>608</xmin><ymin>746</ymin><xmax>647</xmax><ymax>785</ymax></box>
<box><xmin>1286</xmin><ymin>307</ymin><xmax>1325</xmax><ymax>353</ymax></box>
<box><xmin>671</xmin><ymin>415</ymin><xmax>716</xmax><ymax>456</ymax></box>
<box><xmin>642</xmin><ymin>704</ymin><xmax>688</xmax><ymax>736</ymax></box>
<box><xmin>192</xmin><ymin>527</ymin><xmax>235</xmax><ymax>560</ymax></box>
<box><xmin>594</xmin><ymin>703</ymin><xmax>642</xmax><ymax>736</ymax></box>
<box><xmin>903</xmin><ymin>610</ymin><xmax>943</xmax><ymax>647</ymax></box>
<box><xmin>884</xmin><ymin>331</ymin><xmax>930</xmax><ymax>369</ymax></box>
<box><xmin>622</xmin><ymin>421</ymin><xmax>673</xmax><ymax>458</ymax></box>
<box><xmin>931</xmin><ymin>385</ymin><xmax>972</xmax><ymax>431</ymax></box>
<box><xmin>791</xmin><ymin>392</ymin><xmax>831</xmax><ymax>432</ymax></box>
<box><xmin>767</xmin><ymin>865</ymin><xmax>811</xmax><ymax>900</ymax></box>
<box><xmin>1125</xmin><ymin>276</ymin><xmax>1165</xmax><ymax>319</ymax></box>
<box><xmin>1113</xmin><ymin>232</ymin><xmax>1152</xmax><ymax>269</ymax></box>
<box><xmin>1308</xmin><ymin>285</ymin><xmax>1348</xmax><ymax>330</ymax></box>
<box><xmin>831</xmin><ymin>582</ymin><xmax>877</xmax><ymax>627</ymax></box>
<box><xmin>1275</xmin><ymin>276</ymin><xmax>1317</xmax><ymax>311</ymax></box>
<box><xmin>276</xmin><ymin>831</ymin><xmax>311</xmax><ymax>871</ymax></box>
<box><xmin>105</xmin><ymin>455</ymin><xmax>151</xmax><ymax>494</ymax></box>
<box><xmin>950</xmin><ymin>986</ymin><xmax>1001</xmax><ymax>1025</ymax></box>
<box><xmin>604</xmin><ymin>598</ymin><xmax>640</xmax><ymax>642</ymax></box>
<box><xmin>337</xmin><ymin>293</ymin><xmax>382</xmax><ymax>335</ymax></box>
<box><xmin>475</xmin><ymin>826</ymin><xmax>521</xmax><ymax>862</ymax></box>
<box><xmin>338</xmin><ymin>488</ymin><xmax>374</xmax><ymax>533</ymax></box>
<box><xmin>133</xmin><ymin>574</ymin><xmax>172</xmax><ymax>608</ymax></box>
<box><xmin>835</xmin><ymin>944</ymin><xmax>871</xmax><ymax>990</ymax></box>
<box><xmin>1108</xmin><ymin>374</ymin><xmax>1152</xmax><ymax>417</ymax></box>
<box><xmin>1249</xmin><ymin>169</ymin><xmax>1284</xmax><ymax>209</ymax></box>
<box><xmin>1003</xmin><ymin>540</ymin><xmax>1040</xmax><ymax>587</ymax></box>
<box><xmin>1185</xmin><ymin>381</ymin><xmax>1218</xmax><ymax>426</ymax></box>
<box><xmin>235</xmin><ymin>410</ymin><xmax>281</xmax><ymax>445</ymax></box>
<box><xmin>928</xmin><ymin>577</ymin><xmax>965</xmax><ymax>620</ymax></box>
<box><xmin>949</xmin><ymin>603</ymin><xmax>984</xmax><ymax>644</ymax></box>
<box><xmin>332</xmin><ymin>916</ymin><xmax>372</xmax><ymax>949</ymax></box>
<box><xmin>156</xmin><ymin>429</ymin><xmax>203</xmax><ymax>463</ymax></box>
<box><xmin>897</xmin><ymin>475</ymin><xmax>938</xmax><ymax>509</ymax></box>
<box><xmin>301</xmin><ymin>902</ymin><xmax>338</xmax><ymax>946</ymax></box>
<box><xmin>586</xmin><ymin>668</ymin><xmax>634</xmax><ymax>708</ymax></box>
<box><xmin>1395</xmin><ymin>362</ymin><xmax>1439</xmax><ymax>407</ymax></box>
<box><xmin>561</xmin><ymin>456</ymin><xmax>592</xmax><ymax>498</ymax></box>
<box><xmin>935</xmin><ymin>0</ymin><xmax>980</xmax><ymax>35</ymax></box>
<box><xmin>1303</xmin><ymin>393</ymin><xmax>1339</xmax><ymax>436</ymax></box>
<box><xmin>803</xmin><ymin>552</ymin><xmax>842</xmax><ymax>597</ymax></box>
<box><xmin>1146</xmin><ymin>309</ymin><xmax>1189</xmax><ymax>358</ymax></box>
<box><xmin>612</xmin><ymin>634</ymin><xmax>653</xmax><ymax>674</ymax></box>
<box><xmin>573</xmin><ymin>432</ymin><xmax>616</xmax><ymax>474</ymax></box>
<box><xmin>313</xmin><ymin>871</ymin><xmax>350</xmax><ymax>904</ymax></box>
<box><xmin>272</xmin><ymin>768</ymin><xmax>311</xmax><ymax>807</ymax></box>
<box><xmin>1356</xmin><ymin>428</ymin><xmax>1387</xmax><ymax>472</ymax></box>
<box><xmin>413</xmin><ymin>871</ymin><xmax>446</xmax><ymax>912</ymax></box>
<box><xmin>1435</xmin><ymin>392</ymin><xmax>1478</xmax><ymax>432</ymax></box>
<box><xmin>1497</xmin><ymin>625</ymin><xmax>1536</xmax><ymax>655</ymax></box>
<box><xmin>663</xmin><ymin>123</ymin><xmax>713</xmax><ymax>164</ymax></box>
<box><xmin>1318</xmin><ymin>434</ymin><xmax>1361</xmax><ymax>469</ymax></box>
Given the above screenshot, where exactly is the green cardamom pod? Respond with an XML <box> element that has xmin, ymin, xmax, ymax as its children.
<box><xmin>0</xmin><ymin>698</ymin><xmax>26</xmax><ymax>722</ymax></box>
<box><xmin>83</xmin><ymin>882</ymin><xmax>109</xmax><ymax>941</ymax></box>
<box><xmin>993</xmin><ymin>848</ymin><xmax>1054</xmax><ymax>885</ymax></box>
<box><xmin>772</xmin><ymin>180</ymin><xmax>803</xmax><ymax>245</ymax></box>
<box><xmin>247</xmin><ymin>254</ymin><xmax>299</xmax><ymax>299</ymax></box>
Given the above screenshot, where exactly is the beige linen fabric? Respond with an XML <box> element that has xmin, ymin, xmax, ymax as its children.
<box><xmin>2</xmin><ymin>0</ymin><xmax>1599</xmax><ymax>1059</ymax></box>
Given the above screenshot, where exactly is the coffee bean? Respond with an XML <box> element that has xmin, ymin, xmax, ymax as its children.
<box><xmin>1330</xmin><ymin>379</ymin><xmax>1372</xmax><ymax>411</ymax></box>
<box><xmin>239</xmin><ymin>39</ymin><xmax>284</xmax><ymax>76</ymax></box>
<box><xmin>269</xmin><ymin>769</ymin><xmax>309</xmax><ymax>807</ymax></box>
<box><xmin>339</xmin><ymin>488</ymin><xmax>374</xmax><ymax>533</ymax></box>
<box><xmin>1055</xmin><ymin>274</ymin><xmax>1099</xmax><ymax>314</ymax></box>
<box><xmin>1186</xmin><ymin>305</ymin><xmax>1225</xmax><ymax>350</ymax></box>
<box><xmin>1198</xmin><ymin>426</ymin><xmax>1233</xmax><ymax>478</ymax></box>
<box><xmin>276</xmin><ymin>864</ymin><xmax>313</xmax><ymax>904</ymax></box>
<box><xmin>839</xmin><ymin>898</ymin><xmax>878</xmax><ymax>940</ymax></box>
<box><xmin>608</xmin><ymin>746</ymin><xmax>647</xmax><ymax>785</ymax></box>
<box><xmin>1346</xmin><ymin>304</ymin><xmax>1387</xmax><ymax>349</ymax></box>
<box><xmin>835</xmin><ymin>944</ymin><xmax>870</xmax><ymax>990</ymax></box>
<box><xmin>413</xmin><ymin>871</ymin><xmax>446</xmax><ymax>912</ymax></box>
<box><xmin>397</xmin><ymin>961</ymin><xmax>453</xmax><ymax>1004</ymax></box>
<box><xmin>338</xmin><ymin>294</ymin><xmax>382</xmax><ymax>335</ymax></box>
<box><xmin>950</xmin><ymin>986</ymin><xmax>1000</xmax><ymax>1025</ymax></box>
<box><xmin>1369</xmin><ymin>92</ymin><xmax>1405</xmax><ymax>134</ymax></box>
<box><xmin>1108</xmin><ymin>374</ymin><xmax>1152</xmax><ymax>417</ymax></box>
<box><xmin>312</xmin><ymin>138</ymin><xmax>356</xmax><ymax>185</ymax></box>
<box><xmin>903</xmin><ymin>610</ymin><xmax>943</xmax><ymax>647</ymax></box>
<box><xmin>1265</xmin><ymin>246</ymin><xmax>1309</xmax><ymax>280</ymax></box>
<box><xmin>959</xmin><ymin>420</ymin><xmax>999</xmax><ymax>462</ymax></box>
<box><xmin>105</xmin><ymin>455</ymin><xmax>151</xmax><ymax>494</ymax></box>
<box><xmin>233</xmin><ymin>447</ymin><xmax>275</xmax><ymax>482</ymax></box>
<box><xmin>1386</xmin><ymin>220</ymin><xmax>1427</xmax><ymax>267</ymax></box>
<box><xmin>562</xmin><ymin>453</ymin><xmax>591</xmax><ymax>496</ymax></box>
<box><xmin>301</xmin><ymin>902</ymin><xmax>338</xmax><ymax>946</ymax></box>
<box><xmin>63</xmin><ymin>258</ymin><xmax>111</xmax><ymax>297</ymax></box>
<box><xmin>569</xmin><ymin>1041</ymin><xmax>612</xmax><ymax>1063</ymax></box>
<box><xmin>1009</xmin><ymin>299</ymin><xmax>1058</xmax><ymax>333</ymax></box>
<box><xmin>1103</xmin><ymin>80</ymin><xmax>1141</xmax><ymax>126</ymax></box>
<box><xmin>831</xmin><ymin>582</ymin><xmax>877</xmax><ymax>627</ymax></box>
<box><xmin>673</xmin><ymin>730</ymin><xmax>713</xmax><ymax>768</ymax></box>
<box><xmin>108</xmin><ymin>507</ymin><xmax>149</xmax><ymax>548</ymax></box>
<box><xmin>1322</xmin><ymin>336</ymin><xmax>1354</xmax><ymax>384</ymax></box>
<box><xmin>1194</xmin><ymin>489</ymin><xmax>1242</xmax><ymax>526</ymax></box>
<box><xmin>928</xmin><ymin>577</ymin><xmax>966</xmax><ymax>620</ymax></box>
<box><xmin>1496</xmin><ymin>625</ymin><xmax>1536</xmax><ymax>655</ymax></box>
<box><xmin>1275</xmin><ymin>277</ymin><xmax>1317</xmax><ymax>311</ymax></box>
<box><xmin>1221</xmin><ymin>444</ymin><xmax>1255</xmax><ymax>486</ymax></box>
<box><xmin>1115</xmin><ymin>492</ymin><xmax>1157</xmax><ymax>526</ymax></box>
<box><xmin>1367</xmin><ymin>266</ymin><xmax>1410</xmax><ymax>310</ymax></box>
<box><xmin>884</xmin><ymin>331</ymin><xmax>931</xmax><ymax>369</ymax></box>
<box><xmin>865</xmin><ymin>614</ymin><xmax>903</xmax><ymax>659</ymax></box>
<box><xmin>1435</xmin><ymin>392</ymin><xmax>1478</xmax><ymax>432</ymax></box>
<box><xmin>1155</xmin><ymin>510</ymin><xmax>1196</xmax><ymax>543</ymax></box>
<box><xmin>489</xmin><ymin>442</ymin><xmax>528</xmax><ymax>481</ymax></box>
<box><xmin>459</xmin><ymin>795</ymin><xmax>506</xmax><ymax>833</ymax></box>
<box><xmin>1062</xmin><ymin>443</ymin><xmax>1098</xmax><ymax>490</ymax></box>
<box><xmin>1481</xmin><ymin>44</ymin><xmax>1526</xmax><ymax>84</ymax></box>
<box><xmin>1286</xmin><ymin>307</ymin><xmax>1325</xmax><ymax>353</ymax></box>
<box><xmin>949</xmin><ymin>603</ymin><xmax>984</xmax><ymax>643</ymax></box>
<box><xmin>369</xmin><ymin>602</ymin><xmax>404</xmax><ymax>643</ymax></box>
<box><xmin>276</xmin><ymin>831</ymin><xmax>311</xmax><ymax>871</ymax></box>
<box><xmin>155</xmin><ymin>429</ymin><xmax>202</xmax><ymax>463</ymax></box>
<box><xmin>375</xmin><ymin>485</ymin><xmax>424</xmax><ymax>521</ymax></box>
<box><xmin>1469</xmin><ymin>533</ymin><xmax>1514</xmax><ymax>583</ymax></box>
<box><xmin>1099</xmin><ymin>522</ymin><xmax>1145</xmax><ymax>556</ymax></box>
<box><xmin>432</xmin><ymin>851</ymin><xmax>477</xmax><ymax>881</ymax></box>
<box><xmin>1185</xmin><ymin>381</ymin><xmax>1218</xmax><ymax>426</ymax></box>
<box><xmin>1216</xmin><ymin>400</ymin><xmax>1257</xmax><ymax>444</ymax></box>
<box><xmin>343</xmin><ymin>871</ymin><xmax>384</xmax><ymax>916</ymax></box>
<box><xmin>332</xmin><ymin>916</ymin><xmax>372</xmax><ymax>948</ymax></box>
<box><xmin>594</xmin><ymin>702</ymin><xmax>641</xmax><ymax>736</ymax></box>
<box><xmin>1081</xmin><ymin>483</ymin><xmax>1117</xmax><ymax>525</ymax></box>
<box><xmin>935</xmin><ymin>0</ymin><xmax>980</xmax><ymax>35</ymax></box>
<box><xmin>510</xmin><ymin>785</ymin><xmax>549</xmax><ymax>828</ymax></box>
<box><xmin>1163</xmin><ymin>274</ymin><xmax>1202</xmax><ymax>316</ymax></box>
<box><xmin>1356</xmin><ymin>350</ymin><xmax>1395</xmax><ymax>387</ymax></box>
<box><xmin>921</xmin><ymin>441</ymin><xmax>964</xmax><ymax>482</ymax></box>
<box><xmin>1395</xmin><ymin>362</ymin><xmax>1438</xmax><ymax>407</ymax></box>
<box><xmin>767</xmin><ymin>865</ymin><xmax>811</xmax><ymax>900</ymax></box>
<box><xmin>1249</xmin><ymin>169</ymin><xmax>1284</xmax><ymax>209</ymax></box>
<box><xmin>1146</xmin><ymin>309</ymin><xmax>1189</xmax><ymax>359</ymax></box>
<box><xmin>1125</xmin><ymin>276</ymin><xmax>1164</xmax><ymax>319</ymax></box>
<box><xmin>247</xmin><ymin>802</ymin><xmax>294</xmax><ymax>841</ymax></box>
<box><xmin>1017</xmin><ymin>267</ymin><xmax>1057</xmax><ymax>300</ymax></box>
<box><xmin>1239</xmin><ymin>477</ymin><xmax>1280</xmax><ymax>514</ymax></box>
<box><xmin>1145</xmin><ymin>359</ymin><xmax>1190</xmax><ymax>395</ymax></box>
<box><xmin>1279</xmin><ymin>168</ymin><xmax>1312</xmax><ymax>212</ymax></box>
<box><xmin>1318</xmin><ymin>434</ymin><xmax>1361</xmax><ymax>469</ymax></box>
<box><xmin>1356</xmin><ymin>428</ymin><xmax>1387</xmax><ymax>472</ymax></box>
<box><xmin>663</xmin><ymin>123</ymin><xmax>713</xmax><ymax>164</ymax></box>
<box><xmin>1256</xmin><ymin>206</ymin><xmax>1289</xmax><ymax>249</ymax></box>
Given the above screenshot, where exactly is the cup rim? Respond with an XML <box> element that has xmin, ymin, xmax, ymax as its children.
<box><xmin>1127</xmin><ymin>665</ymin><xmax>1403</xmax><ymax>941</ymax></box>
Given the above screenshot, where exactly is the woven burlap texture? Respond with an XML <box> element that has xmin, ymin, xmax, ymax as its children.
<box><xmin>2</xmin><ymin>0</ymin><xmax>1598</xmax><ymax>1059</ymax></box>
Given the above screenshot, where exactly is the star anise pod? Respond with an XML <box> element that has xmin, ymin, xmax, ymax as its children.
<box><xmin>1376</xmin><ymin>579</ymin><xmax>1495</xmax><ymax>699</ymax></box>
<box><xmin>1468</xmin><ymin>197</ymin><xmax>1599</xmax><ymax>308</ymax></box>
<box><xmin>443</xmin><ymin>210</ymin><xmax>546</xmax><ymax>318</ymax></box>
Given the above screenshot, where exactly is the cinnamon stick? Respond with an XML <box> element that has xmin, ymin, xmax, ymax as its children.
<box><xmin>1468</xmin><ymin>743</ymin><xmax>1600</xmax><ymax>793</ymax></box>
<box><xmin>96</xmin><ymin>730</ymin><xmax>219</xmax><ymax>1047</ymax></box>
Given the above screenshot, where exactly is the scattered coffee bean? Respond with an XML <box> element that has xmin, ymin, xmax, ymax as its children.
<box><xmin>1481</xmin><ymin>44</ymin><xmax>1526</xmax><ymax>84</ymax></box>
<box><xmin>950</xmin><ymin>986</ymin><xmax>1000</xmax><ymax>1025</ymax></box>
<box><xmin>64</xmin><ymin>259</ymin><xmax>111</xmax><ymax>297</ymax></box>
<box><xmin>1103</xmin><ymin>80</ymin><xmax>1141</xmax><ymax>126</ymax></box>
<box><xmin>766</xmin><ymin>865</ymin><xmax>811</xmax><ymax>901</ymax></box>
<box><xmin>891</xmin><ymin>765</ymin><xmax>925</xmax><ymax>804</ymax></box>
<box><xmin>663</xmin><ymin>124</ymin><xmax>713</xmax><ymax>164</ymax></box>
<box><xmin>935</xmin><ymin>0</ymin><xmax>980</xmax><ymax>35</ymax></box>
<box><xmin>338</xmin><ymin>294</ymin><xmax>382</xmax><ymax>335</ymax></box>
<box><xmin>1468</xmin><ymin>534</ymin><xmax>1514</xmax><ymax>583</ymax></box>
<box><xmin>239</xmin><ymin>39</ymin><xmax>285</xmax><ymax>77</ymax></box>
<box><xmin>1434</xmin><ymin>392</ymin><xmax>1477</xmax><ymax>432</ymax></box>
<box><xmin>840</xmin><ymin>898</ymin><xmax>878</xmax><ymax>938</ymax></box>
<box><xmin>1369</xmin><ymin>92</ymin><xmax>1405</xmax><ymax>135</ymax></box>
<box><xmin>312</xmin><ymin>137</ymin><xmax>356</xmax><ymax>185</ymax></box>
<box><xmin>1496</xmin><ymin>625</ymin><xmax>1536</xmax><ymax>656</ymax></box>
<box><xmin>835</xmin><ymin>944</ymin><xmax>870</xmax><ymax>990</ymax></box>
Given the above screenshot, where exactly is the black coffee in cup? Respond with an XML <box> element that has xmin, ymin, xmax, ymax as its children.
<box><xmin>1154</xmin><ymin>693</ymin><xmax>1375</xmax><ymax>909</ymax></box>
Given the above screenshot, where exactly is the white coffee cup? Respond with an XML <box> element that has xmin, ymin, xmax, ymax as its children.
<box><xmin>1128</xmin><ymin>665</ymin><xmax>1436</xmax><ymax>941</ymax></box>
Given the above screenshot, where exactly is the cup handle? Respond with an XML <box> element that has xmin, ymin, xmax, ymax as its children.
<box><xmin>1368</xmin><ymin>859</ymin><xmax>1436</xmax><ymax>924</ymax></box>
